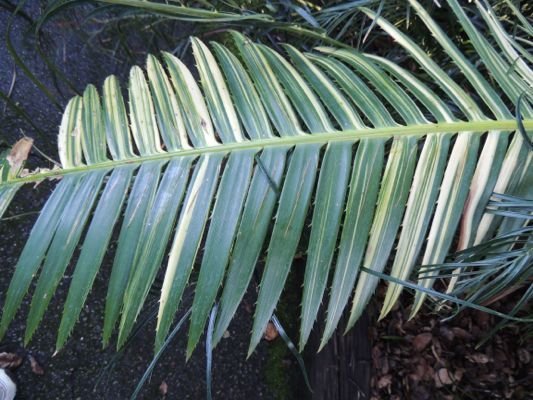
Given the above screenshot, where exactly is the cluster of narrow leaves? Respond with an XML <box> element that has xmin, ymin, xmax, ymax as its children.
<box><xmin>0</xmin><ymin>0</ymin><xmax>531</xmax><ymax>359</ymax></box>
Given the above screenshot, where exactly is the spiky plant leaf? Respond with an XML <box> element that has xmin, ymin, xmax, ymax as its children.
<box><xmin>0</xmin><ymin>1</ymin><xmax>531</xmax><ymax>357</ymax></box>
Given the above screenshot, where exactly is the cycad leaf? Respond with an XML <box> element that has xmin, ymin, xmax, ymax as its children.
<box><xmin>1</xmin><ymin>2</ymin><xmax>531</xmax><ymax>357</ymax></box>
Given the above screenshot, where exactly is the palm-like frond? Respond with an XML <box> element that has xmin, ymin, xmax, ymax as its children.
<box><xmin>0</xmin><ymin>0</ymin><xmax>531</xmax><ymax>358</ymax></box>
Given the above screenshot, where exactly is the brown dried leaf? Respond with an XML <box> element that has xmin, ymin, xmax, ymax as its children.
<box><xmin>434</xmin><ymin>368</ymin><xmax>453</xmax><ymax>388</ymax></box>
<box><xmin>28</xmin><ymin>354</ymin><xmax>44</xmax><ymax>375</ymax></box>
<box><xmin>451</xmin><ymin>327</ymin><xmax>472</xmax><ymax>340</ymax></box>
<box><xmin>159</xmin><ymin>381</ymin><xmax>168</xmax><ymax>397</ymax></box>
<box><xmin>517</xmin><ymin>349</ymin><xmax>530</xmax><ymax>364</ymax></box>
<box><xmin>263</xmin><ymin>322</ymin><xmax>279</xmax><ymax>341</ymax></box>
<box><xmin>6</xmin><ymin>137</ymin><xmax>33</xmax><ymax>178</ymax></box>
<box><xmin>377</xmin><ymin>374</ymin><xmax>392</xmax><ymax>389</ymax></box>
<box><xmin>466</xmin><ymin>353</ymin><xmax>490</xmax><ymax>364</ymax></box>
<box><xmin>0</xmin><ymin>353</ymin><xmax>22</xmax><ymax>369</ymax></box>
<box><xmin>412</xmin><ymin>333</ymin><xmax>432</xmax><ymax>352</ymax></box>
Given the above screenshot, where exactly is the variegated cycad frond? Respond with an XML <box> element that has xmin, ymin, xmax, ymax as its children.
<box><xmin>0</xmin><ymin>0</ymin><xmax>531</xmax><ymax>358</ymax></box>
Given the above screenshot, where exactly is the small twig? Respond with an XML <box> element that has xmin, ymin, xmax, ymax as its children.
<box><xmin>2</xmin><ymin>65</ymin><xmax>16</xmax><ymax>114</ymax></box>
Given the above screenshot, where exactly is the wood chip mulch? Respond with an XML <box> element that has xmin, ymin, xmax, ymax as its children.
<box><xmin>370</xmin><ymin>290</ymin><xmax>532</xmax><ymax>400</ymax></box>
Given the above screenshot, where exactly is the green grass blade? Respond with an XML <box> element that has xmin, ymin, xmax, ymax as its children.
<box><xmin>187</xmin><ymin>150</ymin><xmax>256</xmax><ymax>357</ymax></box>
<box><xmin>249</xmin><ymin>144</ymin><xmax>320</xmax><ymax>356</ymax></box>
<box><xmin>0</xmin><ymin>184</ymin><xmax>22</xmax><ymax>219</ymax></box>
<box><xmin>130</xmin><ymin>308</ymin><xmax>191</xmax><ymax>400</ymax></box>
<box><xmin>97</xmin><ymin>0</ymin><xmax>272</xmax><ymax>22</ymax></box>
<box><xmin>320</xmin><ymin>139</ymin><xmax>384</xmax><ymax>350</ymax></box>
<box><xmin>25</xmin><ymin>170</ymin><xmax>108</xmax><ymax>344</ymax></box>
<box><xmin>56</xmin><ymin>166</ymin><xmax>135</xmax><ymax>351</ymax></box>
<box><xmin>155</xmin><ymin>154</ymin><xmax>224</xmax><ymax>352</ymax></box>
<box><xmin>212</xmin><ymin>147</ymin><xmax>289</xmax><ymax>345</ymax></box>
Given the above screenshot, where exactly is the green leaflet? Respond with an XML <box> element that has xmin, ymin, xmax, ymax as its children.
<box><xmin>320</xmin><ymin>138</ymin><xmax>384</xmax><ymax>350</ymax></box>
<box><xmin>155</xmin><ymin>154</ymin><xmax>224</xmax><ymax>352</ymax></box>
<box><xmin>57</xmin><ymin>166</ymin><xmax>135</xmax><ymax>351</ymax></box>
<box><xmin>249</xmin><ymin>144</ymin><xmax>321</xmax><ymax>356</ymax></box>
<box><xmin>411</xmin><ymin>132</ymin><xmax>481</xmax><ymax>318</ymax></box>
<box><xmin>25</xmin><ymin>171</ymin><xmax>108</xmax><ymax>344</ymax></box>
<box><xmin>103</xmin><ymin>161</ymin><xmax>164</xmax><ymax>346</ymax></box>
<box><xmin>380</xmin><ymin>133</ymin><xmax>450</xmax><ymax>319</ymax></box>
<box><xmin>118</xmin><ymin>157</ymin><xmax>193</xmax><ymax>348</ymax></box>
<box><xmin>187</xmin><ymin>149</ymin><xmax>256</xmax><ymax>357</ymax></box>
<box><xmin>212</xmin><ymin>147</ymin><xmax>289</xmax><ymax>346</ymax></box>
<box><xmin>347</xmin><ymin>136</ymin><xmax>418</xmax><ymax>329</ymax></box>
<box><xmin>0</xmin><ymin>175</ymin><xmax>80</xmax><ymax>339</ymax></box>
<box><xmin>299</xmin><ymin>141</ymin><xmax>352</xmax><ymax>350</ymax></box>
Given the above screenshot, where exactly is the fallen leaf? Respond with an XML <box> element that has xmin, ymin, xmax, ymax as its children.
<box><xmin>517</xmin><ymin>349</ymin><xmax>530</xmax><ymax>364</ymax></box>
<box><xmin>451</xmin><ymin>327</ymin><xmax>472</xmax><ymax>340</ymax></box>
<box><xmin>466</xmin><ymin>353</ymin><xmax>490</xmax><ymax>364</ymax></box>
<box><xmin>28</xmin><ymin>354</ymin><xmax>44</xmax><ymax>375</ymax></box>
<box><xmin>263</xmin><ymin>322</ymin><xmax>279</xmax><ymax>341</ymax></box>
<box><xmin>412</xmin><ymin>333</ymin><xmax>433</xmax><ymax>352</ymax></box>
<box><xmin>377</xmin><ymin>374</ymin><xmax>392</xmax><ymax>389</ymax></box>
<box><xmin>0</xmin><ymin>353</ymin><xmax>22</xmax><ymax>370</ymax></box>
<box><xmin>159</xmin><ymin>381</ymin><xmax>168</xmax><ymax>397</ymax></box>
<box><xmin>6</xmin><ymin>137</ymin><xmax>33</xmax><ymax>179</ymax></box>
<box><xmin>434</xmin><ymin>368</ymin><xmax>453</xmax><ymax>388</ymax></box>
